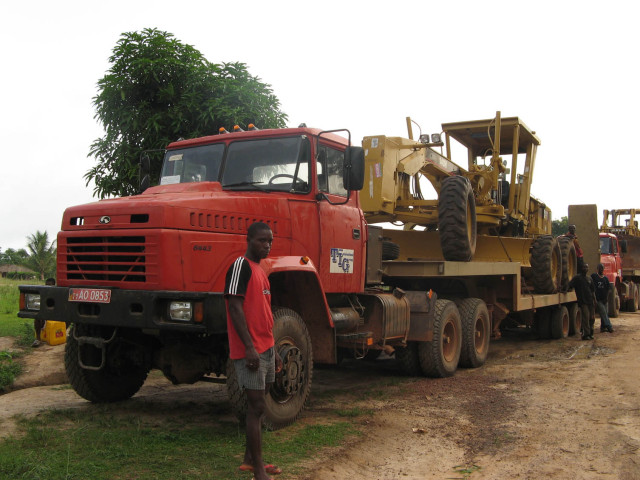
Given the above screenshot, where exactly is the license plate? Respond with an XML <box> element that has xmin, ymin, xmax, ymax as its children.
<box><xmin>69</xmin><ymin>288</ymin><xmax>112</xmax><ymax>304</ymax></box>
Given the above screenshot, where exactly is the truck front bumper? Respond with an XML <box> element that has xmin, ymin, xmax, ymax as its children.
<box><xmin>18</xmin><ymin>286</ymin><xmax>227</xmax><ymax>334</ymax></box>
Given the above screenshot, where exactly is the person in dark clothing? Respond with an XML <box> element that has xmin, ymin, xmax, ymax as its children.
<box><xmin>591</xmin><ymin>263</ymin><xmax>614</xmax><ymax>333</ymax></box>
<box><xmin>569</xmin><ymin>263</ymin><xmax>596</xmax><ymax>340</ymax></box>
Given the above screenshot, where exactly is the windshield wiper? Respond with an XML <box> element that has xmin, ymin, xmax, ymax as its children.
<box><xmin>222</xmin><ymin>181</ymin><xmax>270</xmax><ymax>192</ymax></box>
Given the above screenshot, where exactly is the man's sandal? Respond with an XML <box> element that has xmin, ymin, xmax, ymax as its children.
<box><xmin>239</xmin><ymin>463</ymin><xmax>282</xmax><ymax>475</ymax></box>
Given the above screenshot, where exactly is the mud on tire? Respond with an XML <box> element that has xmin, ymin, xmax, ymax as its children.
<box><xmin>226</xmin><ymin>307</ymin><xmax>313</xmax><ymax>430</ymax></box>
<box><xmin>418</xmin><ymin>299</ymin><xmax>462</xmax><ymax>377</ymax></box>
<box><xmin>550</xmin><ymin>305</ymin><xmax>570</xmax><ymax>339</ymax></box>
<box><xmin>65</xmin><ymin>324</ymin><xmax>149</xmax><ymax>403</ymax></box>
<box><xmin>438</xmin><ymin>176</ymin><xmax>477</xmax><ymax>262</ymax></box>
<box><xmin>530</xmin><ymin>235</ymin><xmax>562</xmax><ymax>294</ymax></box>
<box><xmin>568</xmin><ymin>303</ymin><xmax>582</xmax><ymax>337</ymax></box>
<box><xmin>557</xmin><ymin>236</ymin><xmax>577</xmax><ymax>292</ymax></box>
<box><xmin>394</xmin><ymin>342</ymin><xmax>422</xmax><ymax>376</ymax></box>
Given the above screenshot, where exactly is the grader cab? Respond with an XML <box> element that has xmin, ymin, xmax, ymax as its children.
<box><xmin>361</xmin><ymin>112</ymin><xmax>567</xmax><ymax>294</ymax></box>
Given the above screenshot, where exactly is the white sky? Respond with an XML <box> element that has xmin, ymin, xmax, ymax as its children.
<box><xmin>2</xmin><ymin>0</ymin><xmax>638</xmax><ymax>251</ymax></box>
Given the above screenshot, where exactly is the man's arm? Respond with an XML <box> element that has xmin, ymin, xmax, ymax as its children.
<box><xmin>227</xmin><ymin>295</ymin><xmax>260</xmax><ymax>369</ymax></box>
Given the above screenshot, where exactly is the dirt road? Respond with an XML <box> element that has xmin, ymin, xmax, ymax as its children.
<box><xmin>1</xmin><ymin>313</ymin><xmax>639</xmax><ymax>479</ymax></box>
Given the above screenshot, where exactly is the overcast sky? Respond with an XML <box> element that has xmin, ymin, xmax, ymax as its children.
<box><xmin>2</xmin><ymin>0</ymin><xmax>638</xmax><ymax>251</ymax></box>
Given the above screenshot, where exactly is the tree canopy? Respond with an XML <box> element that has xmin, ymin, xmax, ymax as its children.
<box><xmin>552</xmin><ymin>216</ymin><xmax>569</xmax><ymax>237</ymax></box>
<box><xmin>22</xmin><ymin>231</ymin><xmax>57</xmax><ymax>280</ymax></box>
<box><xmin>86</xmin><ymin>28</ymin><xmax>288</xmax><ymax>198</ymax></box>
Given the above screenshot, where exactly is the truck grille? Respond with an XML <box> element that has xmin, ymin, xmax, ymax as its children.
<box><xmin>64</xmin><ymin>236</ymin><xmax>147</xmax><ymax>282</ymax></box>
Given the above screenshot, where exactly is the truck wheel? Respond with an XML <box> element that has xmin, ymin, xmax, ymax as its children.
<box><xmin>64</xmin><ymin>324</ymin><xmax>149</xmax><ymax>403</ymax></box>
<box><xmin>568</xmin><ymin>303</ymin><xmax>582</xmax><ymax>337</ymax></box>
<box><xmin>530</xmin><ymin>235</ymin><xmax>562</xmax><ymax>294</ymax></box>
<box><xmin>550</xmin><ymin>305</ymin><xmax>570</xmax><ymax>339</ymax></box>
<box><xmin>557</xmin><ymin>236</ymin><xmax>577</xmax><ymax>292</ymax></box>
<box><xmin>608</xmin><ymin>286</ymin><xmax>620</xmax><ymax>318</ymax></box>
<box><xmin>382</xmin><ymin>240</ymin><xmax>400</xmax><ymax>261</ymax></box>
<box><xmin>634</xmin><ymin>283</ymin><xmax>640</xmax><ymax>311</ymax></box>
<box><xmin>535</xmin><ymin>308</ymin><xmax>551</xmax><ymax>339</ymax></box>
<box><xmin>226</xmin><ymin>308</ymin><xmax>313</xmax><ymax>430</ymax></box>
<box><xmin>438</xmin><ymin>176</ymin><xmax>477</xmax><ymax>262</ymax></box>
<box><xmin>394</xmin><ymin>342</ymin><xmax>422</xmax><ymax>376</ymax></box>
<box><xmin>458</xmin><ymin>298</ymin><xmax>490</xmax><ymax>368</ymax></box>
<box><xmin>627</xmin><ymin>283</ymin><xmax>637</xmax><ymax>312</ymax></box>
<box><xmin>418</xmin><ymin>299</ymin><xmax>462</xmax><ymax>377</ymax></box>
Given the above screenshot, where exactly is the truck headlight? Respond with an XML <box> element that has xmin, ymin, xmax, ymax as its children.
<box><xmin>169</xmin><ymin>301</ymin><xmax>192</xmax><ymax>321</ymax></box>
<box><xmin>25</xmin><ymin>293</ymin><xmax>41</xmax><ymax>311</ymax></box>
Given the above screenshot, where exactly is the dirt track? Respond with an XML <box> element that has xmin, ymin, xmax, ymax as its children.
<box><xmin>1</xmin><ymin>313</ymin><xmax>639</xmax><ymax>479</ymax></box>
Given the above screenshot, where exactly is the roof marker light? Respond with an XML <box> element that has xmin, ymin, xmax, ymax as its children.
<box><xmin>219</xmin><ymin>127</ymin><xmax>229</xmax><ymax>134</ymax></box>
<box><xmin>233</xmin><ymin>125</ymin><xmax>244</xmax><ymax>132</ymax></box>
<box><xmin>248</xmin><ymin>124</ymin><xmax>259</xmax><ymax>131</ymax></box>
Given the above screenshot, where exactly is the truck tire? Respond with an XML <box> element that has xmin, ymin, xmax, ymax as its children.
<box><xmin>550</xmin><ymin>305</ymin><xmax>569</xmax><ymax>339</ymax></box>
<box><xmin>418</xmin><ymin>299</ymin><xmax>462</xmax><ymax>377</ymax></box>
<box><xmin>382</xmin><ymin>240</ymin><xmax>400</xmax><ymax>261</ymax></box>
<box><xmin>226</xmin><ymin>307</ymin><xmax>313</xmax><ymax>430</ymax></box>
<box><xmin>530</xmin><ymin>235</ymin><xmax>562</xmax><ymax>294</ymax></box>
<box><xmin>568</xmin><ymin>303</ymin><xmax>582</xmax><ymax>337</ymax></box>
<box><xmin>438</xmin><ymin>176</ymin><xmax>477</xmax><ymax>262</ymax></box>
<box><xmin>634</xmin><ymin>283</ymin><xmax>640</xmax><ymax>312</ymax></box>
<box><xmin>608</xmin><ymin>286</ymin><xmax>620</xmax><ymax>318</ymax></box>
<box><xmin>458</xmin><ymin>298</ymin><xmax>490</xmax><ymax>368</ymax></box>
<box><xmin>626</xmin><ymin>282</ymin><xmax>637</xmax><ymax>312</ymax></box>
<box><xmin>557</xmin><ymin>236</ymin><xmax>577</xmax><ymax>292</ymax></box>
<box><xmin>64</xmin><ymin>324</ymin><xmax>149</xmax><ymax>403</ymax></box>
<box><xmin>535</xmin><ymin>308</ymin><xmax>551</xmax><ymax>339</ymax></box>
<box><xmin>394</xmin><ymin>342</ymin><xmax>422</xmax><ymax>376</ymax></box>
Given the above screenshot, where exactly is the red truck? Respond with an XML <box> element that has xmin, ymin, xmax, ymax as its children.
<box><xmin>20</xmin><ymin>117</ymin><xmax>576</xmax><ymax>428</ymax></box>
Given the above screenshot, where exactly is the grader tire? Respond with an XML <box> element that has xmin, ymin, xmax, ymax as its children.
<box><xmin>458</xmin><ymin>298</ymin><xmax>490</xmax><ymax>368</ymax></box>
<box><xmin>557</xmin><ymin>236</ymin><xmax>577</xmax><ymax>292</ymax></box>
<box><xmin>568</xmin><ymin>303</ymin><xmax>582</xmax><ymax>337</ymax></box>
<box><xmin>550</xmin><ymin>305</ymin><xmax>570</xmax><ymax>339</ymax></box>
<box><xmin>438</xmin><ymin>176</ymin><xmax>477</xmax><ymax>262</ymax></box>
<box><xmin>418</xmin><ymin>299</ymin><xmax>462</xmax><ymax>377</ymax></box>
<box><xmin>395</xmin><ymin>342</ymin><xmax>422</xmax><ymax>376</ymax></box>
<box><xmin>226</xmin><ymin>307</ymin><xmax>313</xmax><ymax>430</ymax></box>
<box><xmin>531</xmin><ymin>235</ymin><xmax>562</xmax><ymax>294</ymax></box>
<box><xmin>65</xmin><ymin>324</ymin><xmax>149</xmax><ymax>403</ymax></box>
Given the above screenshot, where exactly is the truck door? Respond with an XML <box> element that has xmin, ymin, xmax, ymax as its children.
<box><xmin>316</xmin><ymin>142</ymin><xmax>365</xmax><ymax>293</ymax></box>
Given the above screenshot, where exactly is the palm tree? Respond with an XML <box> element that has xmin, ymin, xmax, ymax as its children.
<box><xmin>23</xmin><ymin>231</ymin><xmax>57</xmax><ymax>280</ymax></box>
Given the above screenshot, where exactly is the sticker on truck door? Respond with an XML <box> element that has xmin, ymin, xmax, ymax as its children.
<box><xmin>330</xmin><ymin>248</ymin><xmax>354</xmax><ymax>274</ymax></box>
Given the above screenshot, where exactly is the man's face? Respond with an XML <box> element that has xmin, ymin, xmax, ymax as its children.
<box><xmin>569</xmin><ymin>226</ymin><xmax>576</xmax><ymax>234</ymax></box>
<box><xmin>582</xmin><ymin>264</ymin><xmax>589</xmax><ymax>275</ymax></box>
<box><xmin>248</xmin><ymin>228</ymin><xmax>273</xmax><ymax>259</ymax></box>
<box><xmin>598</xmin><ymin>265</ymin><xmax>604</xmax><ymax>275</ymax></box>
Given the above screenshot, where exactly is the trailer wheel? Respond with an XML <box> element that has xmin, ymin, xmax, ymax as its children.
<box><xmin>568</xmin><ymin>303</ymin><xmax>582</xmax><ymax>337</ymax></box>
<box><xmin>458</xmin><ymin>298</ymin><xmax>490</xmax><ymax>368</ymax></box>
<box><xmin>550</xmin><ymin>305</ymin><xmax>570</xmax><ymax>339</ymax></box>
<box><xmin>226</xmin><ymin>307</ymin><xmax>313</xmax><ymax>430</ymax></box>
<box><xmin>535</xmin><ymin>308</ymin><xmax>551</xmax><ymax>339</ymax></box>
<box><xmin>634</xmin><ymin>283</ymin><xmax>640</xmax><ymax>312</ymax></box>
<box><xmin>557</xmin><ymin>236</ymin><xmax>577</xmax><ymax>292</ymax></box>
<box><xmin>394</xmin><ymin>342</ymin><xmax>422</xmax><ymax>376</ymax></box>
<box><xmin>530</xmin><ymin>235</ymin><xmax>562</xmax><ymax>294</ymax></box>
<box><xmin>64</xmin><ymin>324</ymin><xmax>149</xmax><ymax>403</ymax></box>
<box><xmin>608</xmin><ymin>286</ymin><xmax>620</xmax><ymax>318</ymax></box>
<box><xmin>418</xmin><ymin>299</ymin><xmax>462</xmax><ymax>377</ymax></box>
<box><xmin>438</xmin><ymin>176</ymin><xmax>477</xmax><ymax>262</ymax></box>
<box><xmin>382</xmin><ymin>240</ymin><xmax>400</xmax><ymax>261</ymax></box>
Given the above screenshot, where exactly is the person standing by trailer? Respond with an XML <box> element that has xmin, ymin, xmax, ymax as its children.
<box><xmin>591</xmin><ymin>263</ymin><xmax>614</xmax><ymax>333</ymax></box>
<box><xmin>225</xmin><ymin>222</ymin><xmax>283</xmax><ymax>480</ymax></box>
<box><xmin>569</xmin><ymin>263</ymin><xmax>596</xmax><ymax>340</ymax></box>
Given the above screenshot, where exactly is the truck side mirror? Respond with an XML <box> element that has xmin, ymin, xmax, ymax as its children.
<box><xmin>620</xmin><ymin>239</ymin><xmax>628</xmax><ymax>253</ymax></box>
<box><xmin>140</xmin><ymin>152</ymin><xmax>151</xmax><ymax>193</ymax></box>
<box><xmin>344</xmin><ymin>146</ymin><xmax>365</xmax><ymax>191</ymax></box>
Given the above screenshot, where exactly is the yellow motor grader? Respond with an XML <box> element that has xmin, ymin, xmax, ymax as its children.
<box><xmin>361</xmin><ymin>111</ymin><xmax>572</xmax><ymax>294</ymax></box>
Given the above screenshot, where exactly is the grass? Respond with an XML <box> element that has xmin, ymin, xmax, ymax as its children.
<box><xmin>0</xmin><ymin>351</ymin><xmax>22</xmax><ymax>391</ymax></box>
<box><xmin>0</xmin><ymin>403</ymin><xmax>360</xmax><ymax>479</ymax></box>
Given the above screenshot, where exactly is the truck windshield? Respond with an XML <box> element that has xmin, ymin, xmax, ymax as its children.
<box><xmin>222</xmin><ymin>136</ymin><xmax>310</xmax><ymax>193</ymax></box>
<box><xmin>159</xmin><ymin>136</ymin><xmax>311</xmax><ymax>193</ymax></box>
<box><xmin>160</xmin><ymin>144</ymin><xmax>224</xmax><ymax>185</ymax></box>
<box><xmin>600</xmin><ymin>236</ymin><xmax>612</xmax><ymax>254</ymax></box>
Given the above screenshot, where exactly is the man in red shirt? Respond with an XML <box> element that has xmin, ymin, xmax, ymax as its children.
<box><xmin>225</xmin><ymin>222</ymin><xmax>283</xmax><ymax>480</ymax></box>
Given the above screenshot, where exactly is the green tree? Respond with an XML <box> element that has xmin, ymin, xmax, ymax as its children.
<box><xmin>552</xmin><ymin>216</ymin><xmax>569</xmax><ymax>237</ymax></box>
<box><xmin>0</xmin><ymin>247</ymin><xmax>28</xmax><ymax>265</ymax></box>
<box><xmin>22</xmin><ymin>231</ymin><xmax>56</xmax><ymax>280</ymax></box>
<box><xmin>86</xmin><ymin>28</ymin><xmax>288</xmax><ymax>198</ymax></box>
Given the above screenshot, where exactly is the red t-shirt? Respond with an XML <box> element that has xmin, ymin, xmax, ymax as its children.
<box><xmin>224</xmin><ymin>256</ymin><xmax>274</xmax><ymax>359</ymax></box>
